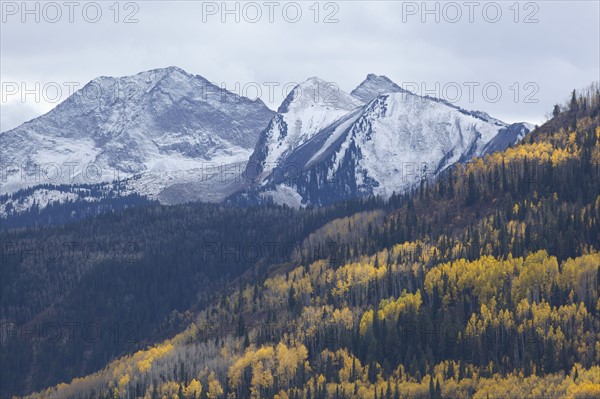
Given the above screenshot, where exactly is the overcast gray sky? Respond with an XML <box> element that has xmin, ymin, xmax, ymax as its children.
<box><xmin>1</xmin><ymin>0</ymin><xmax>599</xmax><ymax>131</ymax></box>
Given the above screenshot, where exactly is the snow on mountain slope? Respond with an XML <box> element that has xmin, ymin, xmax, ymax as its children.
<box><xmin>0</xmin><ymin>67</ymin><xmax>274</xmax><ymax>197</ymax></box>
<box><xmin>248</xmin><ymin>75</ymin><xmax>533</xmax><ymax>206</ymax></box>
<box><xmin>1</xmin><ymin>69</ymin><xmax>533</xmax><ymax>213</ymax></box>
<box><xmin>244</xmin><ymin>77</ymin><xmax>363</xmax><ymax>182</ymax></box>
<box><xmin>0</xmin><ymin>188</ymin><xmax>83</xmax><ymax>218</ymax></box>
<box><xmin>319</xmin><ymin>92</ymin><xmax>504</xmax><ymax>197</ymax></box>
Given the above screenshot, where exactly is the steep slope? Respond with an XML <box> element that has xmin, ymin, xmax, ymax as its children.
<box><xmin>0</xmin><ymin>67</ymin><xmax>274</xmax><ymax>196</ymax></box>
<box><xmin>244</xmin><ymin>77</ymin><xmax>363</xmax><ymax>182</ymax></box>
<box><xmin>249</xmin><ymin>75</ymin><xmax>532</xmax><ymax>206</ymax></box>
<box><xmin>481</xmin><ymin>121</ymin><xmax>536</xmax><ymax>154</ymax></box>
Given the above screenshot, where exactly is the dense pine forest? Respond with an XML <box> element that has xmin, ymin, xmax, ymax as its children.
<box><xmin>1</xmin><ymin>195</ymin><xmax>382</xmax><ymax>396</ymax></box>
<box><xmin>3</xmin><ymin>85</ymin><xmax>600</xmax><ymax>399</ymax></box>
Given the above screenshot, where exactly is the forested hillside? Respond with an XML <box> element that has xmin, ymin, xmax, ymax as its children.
<box><xmin>1</xmin><ymin>198</ymin><xmax>382</xmax><ymax>397</ymax></box>
<box><xmin>8</xmin><ymin>84</ymin><xmax>600</xmax><ymax>399</ymax></box>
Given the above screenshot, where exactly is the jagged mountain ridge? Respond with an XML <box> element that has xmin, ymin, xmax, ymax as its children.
<box><xmin>1</xmin><ymin>69</ymin><xmax>533</xmax><ymax>217</ymax></box>
<box><xmin>245</xmin><ymin>74</ymin><xmax>533</xmax><ymax>206</ymax></box>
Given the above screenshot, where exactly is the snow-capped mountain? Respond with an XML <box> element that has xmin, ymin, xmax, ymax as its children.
<box><xmin>1</xmin><ymin>69</ymin><xmax>533</xmax><ymax>218</ymax></box>
<box><xmin>243</xmin><ymin>74</ymin><xmax>533</xmax><ymax>206</ymax></box>
<box><xmin>0</xmin><ymin>67</ymin><xmax>274</xmax><ymax>196</ymax></box>
<box><xmin>244</xmin><ymin>77</ymin><xmax>363</xmax><ymax>182</ymax></box>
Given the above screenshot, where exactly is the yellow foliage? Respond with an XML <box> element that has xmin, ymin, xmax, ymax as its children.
<box><xmin>159</xmin><ymin>381</ymin><xmax>180</xmax><ymax>398</ymax></box>
<box><xmin>207</xmin><ymin>372</ymin><xmax>223</xmax><ymax>399</ymax></box>
<box><xmin>359</xmin><ymin>309</ymin><xmax>374</xmax><ymax>336</ymax></box>
<box><xmin>135</xmin><ymin>342</ymin><xmax>175</xmax><ymax>374</ymax></box>
<box><xmin>184</xmin><ymin>379</ymin><xmax>202</xmax><ymax>398</ymax></box>
<box><xmin>117</xmin><ymin>374</ymin><xmax>130</xmax><ymax>391</ymax></box>
<box><xmin>378</xmin><ymin>290</ymin><xmax>422</xmax><ymax>321</ymax></box>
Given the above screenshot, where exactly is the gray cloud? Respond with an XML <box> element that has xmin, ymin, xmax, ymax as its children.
<box><xmin>1</xmin><ymin>0</ymin><xmax>599</xmax><ymax>132</ymax></box>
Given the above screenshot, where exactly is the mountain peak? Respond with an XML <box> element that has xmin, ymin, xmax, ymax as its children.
<box><xmin>145</xmin><ymin>65</ymin><xmax>188</xmax><ymax>75</ymax></box>
<box><xmin>0</xmin><ymin>67</ymin><xmax>276</xmax><ymax>195</ymax></box>
<box><xmin>351</xmin><ymin>74</ymin><xmax>407</xmax><ymax>102</ymax></box>
<box><xmin>304</xmin><ymin>76</ymin><xmax>328</xmax><ymax>84</ymax></box>
<box><xmin>278</xmin><ymin>77</ymin><xmax>362</xmax><ymax>113</ymax></box>
<box><xmin>92</xmin><ymin>66</ymin><xmax>194</xmax><ymax>83</ymax></box>
<box><xmin>365</xmin><ymin>73</ymin><xmax>391</xmax><ymax>82</ymax></box>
